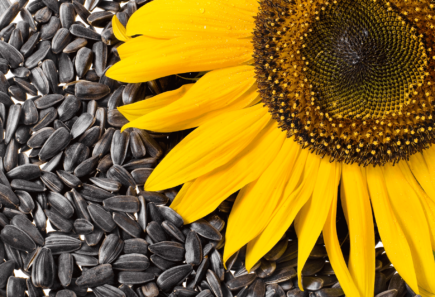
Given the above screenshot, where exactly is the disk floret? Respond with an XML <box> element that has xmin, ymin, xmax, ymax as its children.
<box><xmin>254</xmin><ymin>0</ymin><xmax>435</xmax><ymax>165</ymax></box>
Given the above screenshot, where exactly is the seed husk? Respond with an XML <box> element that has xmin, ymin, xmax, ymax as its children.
<box><xmin>6</xmin><ymin>163</ymin><xmax>40</xmax><ymax>180</ymax></box>
<box><xmin>25</xmin><ymin>40</ymin><xmax>51</xmax><ymax>69</ymax></box>
<box><xmin>5</xmin><ymin>104</ymin><xmax>21</xmax><ymax>144</ymax></box>
<box><xmin>71</xmin><ymin>112</ymin><xmax>95</xmax><ymax>139</ymax></box>
<box><xmin>89</xmin><ymin>176</ymin><xmax>121</xmax><ymax>192</ymax></box>
<box><xmin>59</xmin><ymin>53</ymin><xmax>75</xmax><ymax>83</ymax></box>
<box><xmin>39</xmin><ymin>127</ymin><xmax>71</xmax><ymax>161</ymax></box>
<box><xmin>16</xmin><ymin>190</ymin><xmax>35</xmax><ymax>213</ymax></box>
<box><xmin>88</xmin><ymin>203</ymin><xmax>116</xmax><ymax>232</ymax></box>
<box><xmin>113</xmin><ymin>212</ymin><xmax>143</xmax><ymax>238</ymax></box>
<box><xmin>11</xmin><ymin>214</ymin><xmax>44</xmax><ymax>246</ymax></box>
<box><xmin>45</xmin><ymin>209</ymin><xmax>73</xmax><ymax>232</ymax></box>
<box><xmin>32</xmin><ymin>247</ymin><xmax>55</xmax><ymax>288</ymax></box>
<box><xmin>99</xmin><ymin>233</ymin><xmax>123</xmax><ymax>264</ymax></box>
<box><xmin>59</xmin><ymin>3</ymin><xmax>76</xmax><ymax>29</ymax></box>
<box><xmin>0</xmin><ymin>225</ymin><xmax>36</xmax><ymax>252</ymax></box>
<box><xmin>30</xmin><ymin>67</ymin><xmax>50</xmax><ymax>95</ymax></box>
<box><xmin>46</xmin><ymin>191</ymin><xmax>75</xmax><ymax>218</ymax></box>
<box><xmin>157</xmin><ymin>264</ymin><xmax>193</xmax><ymax>292</ymax></box>
<box><xmin>0</xmin><ymin>40</ymin><xmax>24</xmax><ymax>69</ymax></box>
<box><xmin>57</xmin><ymin>170</ymin><xmax>83</xmax><ymax>188</ymax></box>
<box><xmin>74</xmin><ymin>218</ymin><xmax>94</xmax><ymax>235</ymax></box>
<box><xmin>74</xmin><ymin>154</ymin><xmax>100</xmax><ymax>177</ymax></box>
<box><xmin>75</xmin><ymin>47</ymin><xmax>93</xmax><ymax>78</ymax></box>
<box><xmin>111</xmin><ymin>130</ymin><xmax>129</xmax><ymax>165</ymax></box>
<box><xmin>45</xmin><ymin>234</ymin><xmax>82</xmax><ymax>254</ymax></box>
<box><xmin>75</xmin><ymin>81</ymin><xmax>110</xmax><ymax>100</ymax></box>
<box><xmin>70</xmin><ymin>23</ymin><xmax>101</xmax><ymax>40</ymax></box>
<box><xmin>76</xmin><ymin>264</ymin><xmax>114</xmax><ymax>288</ymax></box>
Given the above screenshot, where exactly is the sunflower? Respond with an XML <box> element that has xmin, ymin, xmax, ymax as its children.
<box><xmin>107</xmin><ymin>0</ymin><xmax>435</xmax><ymax>295</ymax></box>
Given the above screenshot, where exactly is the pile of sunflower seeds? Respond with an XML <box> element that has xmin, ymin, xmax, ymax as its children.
<box><xmin>0</xmin><ymin>0</ymin><xmax>421</xmax><ymax>296</ymax></box>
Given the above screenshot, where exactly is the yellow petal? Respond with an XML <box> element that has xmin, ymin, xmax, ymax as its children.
<box><xmin>126</xmin><ymin>0</ymin><xmax>258</xmax><ymax>39</ymax></box>
<box><xmin>145</xmin><ymin>105</ymin><xmax>270</xmax><ymax>191</ymax></box>
<box><xmin>106</xmin><ymin>36</ymin><xmax>253</xmax><ymax>83</ymax></box>
<box><xmin>223</xmin><ymin>138</ymin><xmax>301</xmax><ymax>264</ymax></box>
<box><xmin>294</xmin><ymin>159</ymin><xmax>340</xmax><ymax>289</ymax></box>
<box><xmin>172</xmin><ymin>119</ymin><xmax>286</xmax><ymax>223</ymax></box>
<box><xmin>119</xmin><ymin>84</ymin><xmax>194</xmax><ymax>122</ymax></box>
<box><xmin>409</xmin><ymin>153</ymin><xmax>435</xmax><ymax>203</ymax></box>
<box><xmin>112</xmin><ymin>15</ymin><xmax>131</xmax><ymax>42</ymax></box>
<box><xmin>323</xmin><ymin>182</ymin><xmax>361</xmax><ymax>297</ymax></box>
<box><xmin>397</xmin><ymin>161</ymin><xmax>435</xmax><ymax>251</ymax></box>
<box><xmin>383</xmin><ymin>163</ymin><xmax>435</xmax><ymax>294</ymax></box>
<box><xmin>366</xmin><ymin>166</ymin><xmax>419</xmax><ymax>294</ymax></box>
<box><xmin>116</xmin><ymin>36</ymin><xmax>166</xmax><ymax>60</ymax></box>
<box><xmin>244</xmin><ymin>150</ymin><xmax>320</xmax><ymax>269</ymax></box>
<box><xmin>341</xmin><ymin>163</ymin><xmax>375</xmax><ymax>297</ymax></box>
<box><xmin>170</xmin><ymin>180</ymin><xmax>194</xmax><ymax>211</ymax></box>
<box><xmin>122</xmin><ymin>65</ymin><xmax>258</xmax><ymax>132</ymax></box>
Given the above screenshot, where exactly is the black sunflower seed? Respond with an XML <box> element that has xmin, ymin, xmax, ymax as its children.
<box><xmin>93</xmin><ymin>127</ymin><xmax>115</xmax><ymax>157</ymax></box>
<box><xmin>190</xmin><ymin>219</ymin><xmax>222</xmax><ymax>241</ymax></box>
<box><xmin>0</xmin><ymin>2</ymin><xmax>20</xmax><ymax>31</ymax></box>
<box><xmin>94</xmin><ymin>284</ymin><xmax>126</xmax><ymax>297</ymax></box>
<box><xmin>107</xmin><ymin>164</ymin><xmax>136</xmax><ymax>188</ymax></box>
<box><xmin>123</xmin><ymin>238</ymin><xmax>148</xmax><ymax>256</ymax></box>
<box><xmin>73</xmin><ymin>253</ymin><xmax>99</xmax><ymax>266</ymax></box>
<box><xmin>6</xmin><ymin>164</ymin><xmax>40</xmax><ymax>180</ymax></box>
<box><xmin>60</xmin><ymin>3</ymin><xmax>76</xmax><ymax>29</ymax></box>
<box><xmin>4</xmin><ymin>139</ymin><xmax>19</xmax><ymax>172</ymax></box>
<box><xmin>118</xmin><ymin>271</ymin><xmax>155</xmax><ymax>285</ymax></box>
<box><xmin>74</xmin><ymin>154</ymin><xmax>100</xmax><ymax>177</ymax></box>
<box><xmin>11</xmin><ymin>215</ymin><xmax>44</xmax><ymax>246</ymax></box>
<box><xmin>88</xmin><ymin>203</ymin><xmax>116</xmax><ymax>232</ymax></box>
<box><xmin>81</xmin><ymin>183</ymin><xmax>114</xmax><ymax>201</ymax></box>
<box><xmin>107</xmin><ymin>109</ymin><xmax>128</xmax><ymax>127</ymax></box>
<box><xmin>24</xmin><ymin>40</ymin><xmax>51</xmax><ymax>69</ymax></box>
<box><xmin>59</xmin><ymin>53</ymin><xmax>75</xmax><ymax>83</ymax></box>
<box><xmin>70</xmin><ymin>24</ymin><xmax>101</xmax><ymax>40</ymax></box>
<box><xmin>103</xmin><ymin>195</ymin><xmax>139</xmax><ymax>213</ymax></box>
<box><xmin>35</xmin><ymin>94</ymin><xmax>64</xmax><ymax>109</ymax></box>
<box><xmin>0</xmin><ymin>225</ymin><xmax>36</xmax><ymax>252</ymax></box>
<box><xmin>74</xmin><ymin>218</ymin><xmax>94</xmax><ymax>235</ymax></box>
<box><xmin>75</xmin><ymin>47</ymin><xmax>93</xmax><ymax>78</ymax></box>
<box><xmin>45</xmin><ymin>209</ymin><xmax>73</xmax><ymax>232</ymax></box>
<box><xmin>89</xmin><ymin>176</ymin><xmax>121</xmax><ymax>192</ymax></box>
<box><xmin>30</xmin><ymin>67</ymin><xmax>50</xmax><ymax>95</ymax></box>
<box><xmin>0</xmin><ymin>260</ymin><xmax>15</xmax><ymax>288</ymax></box>
<box><xmin>78</xmin><ymin>125</ymin><xmax>100</xmax><ymax>147</ymax></box>
<box><xmin>75</xmin><ymin>264</ymin><xmax>114</xmax><ymax>288</ymax></box>
<box><xmin>57</xmin><ymin>170</ymin><xmax>83</xmax><ymax>188</ymax></box>
<box><xmin>35</xmin><ymin>6</ymin><xmax>52</xmax><ymax>23</ymax></box>
<box><xmin>0</xmin><ymin>40</ymin><xmax>24</xmax><ymax>69</ymax></box>
<box><xmin>10</xmin><ymin>66</ymin><xmax>31</xmax><ymax>78</ymax></box>
<box><xmin>45</xmin><ymin>234</ymin><xmax>82</xmax><ymax>255</ymax></box>
<box><xmin>75</xmin><ymin>81</ymin><xmax>110</xmax><ymax>100</ymax></box>
<box><xmin>157</xmin><ymin>264</ymin><xmax>193</xmax><ymax>292</ymax></box>
<box><xmin>88</xmin><ymin>11</ymin><xmax>113</xmax><ymax>27</ymax></box>
<box><xmin>112</xmin><ymin>253</ymin><xmax>150</xmax><ymax>271</ymax></box>
<box><xmin>71</xmin><ymin>112</ymin><xmax>95</xmax><ymax>139</ymax></box>
<box><xmin>32</xmin><ymin>247</ymin><xmax>55</xmax><ymax>288</ymax></box>
<box><xmin>5</xmin><ymin>104</ymin><xmax>21</xmax><ymax>144</ymax></box>
<box><xmin>99</xmin><ymin>234</ymin><xmax>124</xmax><ymax>264</ymax></box>
<box><xmin>185</xmin><ymin>231</ymin><xmax>202</xmax><ymax>265</ymax></box>
<box><xmin>149</xmin><ymin>241</ymin><xmax>185</xmax><ymax>262</ymax></box>
<box><xmin>46</xmin><ymin>191</ymin><xmax>75</xmax><ymax>218</ymax></box>
<box><xmin>113</xmin><ymin>212</ymin><xmax>142</xmax><ymax>238</ymax></box>
<box><xmin>58</xmin><ymin>253</ymin><xmax>74</xmax><ymax>286</ymax></box>
<box><xmin>111</xmin><ymin>130</ymin><xmax>129</xmax><ymax>165</ymax></box>
<box><xmin>39</xmin><ymin>127</ymin><xmax>71</xmax><ymax>161</ymax></box>
<box><xmin>7</xmin><ymin>276</ymin><xmax>26</xmax><ymax>297</ymax></box>
<box><xmin>22</xmin><ymin>99</ymin><xmax>39</xmax><ymax>125</ymax></box>
<box><xmin>15</xmin><ymin>190</ymin><xmax>35</xmax><ymax>213</ymax></box>
<box><xmin>71</xmin><ymin>0</ymin><xmax>90</xmax><ymax>25</ymax></box>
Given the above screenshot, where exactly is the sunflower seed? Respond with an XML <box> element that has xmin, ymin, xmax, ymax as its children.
<box><xmin>7</xmin><ymin>276</ymin><xmax>26</xmax><ymax>297</ymax></box>
<box><xmin>27</xmin><ymin>127</ymin><xmax>54</xmax><ymax>148</ymax></box>
<box><xmin>85</xmin><ymin>226</ymin><xmax>104</xmax><ymax>247</ymax></box>
<box><xmin>128</xmin><ymin>131</ymin><xmax>146</xmax><ymax>159</ymax></box>
<box><xmin>39</xmin><ymin>127</ymin><xmax>71</xmax><ymax>161</ymax></box>
<box><xmin>6</xmin><ymin>163</ymin><xmax>40</xmax><ymax>180</ymax></box>
<box><xmin>4</xmin><ymin>139</ymin><xmax>18</xmax><ymax>172</ymax></box>
<box><xmin>4</xmin><ymin>104</ymin><xmax>21</xmax><ymax>145</ymax></box>
<box><xmin>226</xmin><ymin>274</ymin><xmax>257</xmax><ymax>291</ymax></box>
<box><xmin>45</xmin><ymin>234</ymin><xmax>81</xmax><ymax>254</ymax></box>
<box><xmin>93</xmin><ymin>127</ymin><xmax>115</xmax><ymax>157</ymax></box>
<box><xmin>76</xmin><ymin>264</ymin><xmax>114</xmax><ymax>288</ymax></box>
<box><xmin>88</xmin><ymin>11</ymin><xmax>113</xmax><ymax>27</ymax></box>
<box><xmin>81</xmin><ymin>183</ymin><xmax>114</xmax><ymax>201</ymax></box>
<box><xmin>92</xmin><ymin>41</ymin><xmax>108</xmax><ymax>77</ymax></box>
<box><xmin>113</xmin><ymin>212</ymin><xmax>142</xmax><ymax>238</ymax></box>
<box><xmin>263</xmin><ymin>266</ymin><xmax>296</xmax><ymax>285</ymax></box>
<box><xmin>57</xmin><ymin>170</ymin><xmax>82</xmax><ymax>188</ymax></box>
<box><xmin>264</xmin><ymin>239</ymin><xmax>287</xmax><ymax>261</ymax></box>
<box><xmin>88</xmin><ymin>203</ymin><xmax>116</xmax><ymax>232</ymax></box>
<box><xmin>0</xmin><ymin>92</ymin><xmax>13</xmax><ymax>108</ymax></box>
<box><xmin>107</xmin><ymin>164</ymin><xmax>136</xmax><ymax>188</ymax></box>
<box><xmin>190</xmin><ymin>219</ymin><xmax>222</xmax><ymax>241</ymax></box>
<box><xmin>30</xmin><ymin>67</ymin><xmax>50</xmax><ymax>95</ymax></box>
<box><xmin>15</xmin><ymin>190</ymin><xmax>35</xmax><ymax>213</ymax></box>
<box><xmin>74</xmin><ymin>154</ymin><xmax>99</xmax><ymax>177</ymax></box>
<box><xmin>77</xmin><ymin>126</ymin><xmax>100</xmax><ymax>148</ymax></box>
<box><xmin>0</xmin><ymin>225</ymin><xmax>36</xmax><ymax>251</ymax></box>
<box><xmin>73</xmin><ymin>219</ymin><xmax>93</xmax><ymax>235</ymax></box>
<box><xmin>99</xmin><ymin>234</ymin><xmax>123</xmax><ymax>264</ymax></box>
<box><xmin>302</xmin><ymin>259</ymin><xmax>325</xmax><ymax>276</ymax></box>
<box><xmin>150</xmin><ymin>254</ymin><xmax>177</xmax><ymax>271</ymax></box>
<box><xmin>75</xmin><ymin>47</ymin><xmax>93</xmax><ymax>78</ymax></box>
<box><xmin>107</xmin><ymin>109</ymin><xmax>128</xmax><ymax>127</ymax></box>
<box><xmin>0</xmin><ymin>2</ymin><xmax>19</xmax><ymax>31</ymax></box>
<box><xmin>72</xmin><ymin>253</ymin><xmax>99</xmax><ymax>267</ymax></box>
<box><xmin>89</xmin><ymin>176</ymin><xmax>121</xmax><ymax>192</ymax></box>
<box><xmin>45</xmin><ymin>209</ymin><xmax>73</xmax><ymax>232</ymax></box>
<box><xmin>94</xmin><ymin>285</ymin><xmax>126</xmax><ymax>297</ymax></box>
<box><xmin>162</xmin><ymin>220</ymin><xmax>185</xmax><ymax>243</ymax></box>
<box><xmin>123</xmin><ymin>83</ymin><xmax>143</xmax><ymax>105</ymax></box>
<box><xmin>149</xmin><ymin>241</ymin><xmax>185</xmax><ymax>262</ymax></box>
<box><xmin>206</xmin><ymin>270</ymin><xmax>223</xmax><ymax>297</ymax></box>
<box><xmin>112</xmin><ymin>253</ymin><xmax>150</xmax><ymax>272</ymax></box>
<box><xmin>123</xmin><ymin>238</ymin><xmax>148</xmax><ymax>256</ymax></box>
<box><xmin>103</xmin><ymin>195</ymin><xmax>139</xmax><ymax>213</ymax></box>
<box><xmin>35</xmin><ymin>6</ymin><xmax>52</xmax><ymax>23</ymax></box>
<box><xmin>71</xmin><ymin>0</ymin><xmax>90</xmax><ymax>25</ymax></box>
<box><xmin>87</xmin><ymin>100</ymin><xmax>98</xmax><ymax>116</ymax></box>
<box><xmin>25</xmin><ymin>40</ymin><xmax>51</xmax><ymax>69</ymax></box>
<box><xmin>116</xmin><ymin>271</ymin><xmax>154</xmax><ymax>286</ymax></box>
<box><xmin>0</xmin><ymin>40</ymin><xmax>24</xmax><ymax>68</ymax></box>
<box><xmin>107</xmin><ymin>86</ymin><xmax>124</xmax><ymax>110</ymax></box>
<box><xmin>13</xmin><ymin>78</ymin><xmax>37</xmax><ymax>96</ymax></box>
<box><xmin>157</xmin><ymin>264</ymin><xmax>193</xmax><ymax>292</ymax></box>
<box><xmin>59</xmin><ymin>3</ymin><xmax>75</xmax><ymax>29</ymax></box>
<box><xmin>56</xmin><ymin>289</ymin><xmax>78</xmax><ymax>297</ymax></box>
<box><xmin>11</xmin><ymin>215</ymin><xmax>44</xmax><ymax>246</ymax></box>
<box><xmin>135</xmin><ymin>129</ymin><xmax>163</xmax><ymax>158</ymax></box>
<box><xmin>139</xmin><ymin>191</ymin><xmax>169</xmax><ymax>205</ymax></box>
<box><xmin>59</xmin><ymin>53</ymin><xmax>75</xmax><ymax>83</ymax></box>
<box><xmin>185</xmin><ymin>231</ymin><xmax>202</xmax><ymax>265</ymax></box>
<box><xmin>111</xmin><ymin>130</ymin><xmax>129</xmax><ymax>165</ymax></box>
<box><xmin>46</xmin><ymin>191</ymin><xmax>75</xmax><ymax>218</ymax></box>
<box><xmin>10</xmin><ymin>66</ymin><xmax>29</xmax><ymax>78</ymax></box>
<box><xmin>21</xmin><ymin>99</ymin><xmax>38</xmax><ymax>126</ymax></box>
<box><xmin>35</xmin><ymin>94</ymin><xmax>64</xmax><ymax>109</ymax></box>
<box><xmin>8</xmin><ymin>28</ymin><xmax>23</xmax><ymax>50</ymax></box>
<box><xmin>141</xmin><ymin>282</ymin><xmax>159</xmax><ymax>297</ymax></box>
<box><xmin>75</xmin><ymin>81</ymin><xmax>110</xmax><ymax>100</ymax></box>
<box><xmin>148</xmin><ymin>202</ymin><xmax>164</xmax><ymax>224</ymax></box>
<box><xmin>70</xmin><ymin>113</ymin><xmax>95</xmax><ymax>139</ymax></box>
<box><xmin>0</xmin><ymin>261</ymin><xmax>15</xmax><ymax>288</ymax></box>
<box><xmin>58</xmin><ymin>253</ymin><xmax>74</xmax><ymax>287</ymax></box>
<box><xmin>70</xmin><ymin>24</ymin><xmax>101</xmax><ymax>40</ymax></box>
<box><xmin>31</xmin><ymin>247</ymin><xmax>55</xmax><ymax>289</ymax></box>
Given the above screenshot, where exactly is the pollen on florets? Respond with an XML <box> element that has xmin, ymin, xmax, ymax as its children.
<box><xmin>253</xmin><ymin>0</ymin><xmax>435</xmax><ymax>166</ymax></box>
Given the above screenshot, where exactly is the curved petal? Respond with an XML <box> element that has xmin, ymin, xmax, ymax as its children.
<box><xmin>112</xmin><ymin>15</ymin><xmax>131</xmax><ymax>42</ymax></box>
<box><xmin>122</xmin><ymin>65</ymin><xmax>259</xmax><ymax>132</ymax></box>
<box><xmin>119</xmin><ymin>84</ymin><xmax>194</xmax><ymax>122</ymax></box>
<box><xmin>341</xmin><ymin>164</ymin><xmax>375</xmax><ymax>297</ymax></box>
<box><xmin>408</xmin><ymin>153</ymin><xmax>435</xmax><ymax>203</ymax></box>
<box><xmin>170</xmin><ymin>180</ymin><xmax>194</xmax><ymax>212</ymax></box>
<box><xmin>244</xmin><ymin>150</ymin><xmax>320</xmax><ymax>269</ymax></box>
<box><xmin>145</xmin><ymin>105</ymin><xmax>270</xmax><ymax>191</ymax></box>
<box><xmin>116</xmin><ymin>36</ymin><xmax>167</xmax><ymax>60</ymax></box>
<box><xmin>106</xmin><ymin>36</ymin><xmax>253</xmax><ymax>83</ymax></box>
<box><xmin>323</xmin><ymin>184</ymin><xmax>361</xmax><ymax>297</ymax></box>
<box><xmin>294</xmin><ymin>159</ymin><xmax>340</xmax><ymax>289</ymax></box>
<box><xmin>383</xmin><ymin>164</ymin><xmax>435</xmax><ymax>294</ymax></box>
<box><xmin>172</xmin><ymin>119</ymin><xmax>287</xmax><ymax>223</ymax></box>
<box><xmin>366</xmin><ymin>166</ymin><xmax>419</xmax><ymax>294</ymax></box>
<box><xmin>223</xmin><ymin>139</ymin><xmax>301</xmax><ymax>264</ymax></box>
<box><xmin>127</xmin><ymin>0</ymin><xmax>258</xmax><ymax>39</ymax></box>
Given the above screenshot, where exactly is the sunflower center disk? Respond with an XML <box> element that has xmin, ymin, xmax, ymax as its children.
<box><xmin>254</xmin><ymin>0</ymin><xmax>435</xmax><ymax>165</ymax></box>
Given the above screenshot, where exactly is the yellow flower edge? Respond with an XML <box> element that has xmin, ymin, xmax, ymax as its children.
<box><xmin>106</xmin><ymin>0</ymin><xmax>435</xmax><ymax>296</ymax></box>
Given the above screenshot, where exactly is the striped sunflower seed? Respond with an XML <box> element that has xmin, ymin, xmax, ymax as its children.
<box><xmin>11</xmin><ymin>215</ymin><xmax>44</xmax><ymax>246</ymax></box>
<box><xmin>156</xmin><ymin>264</ymin><xmax>193</xmax><ymax>292</ymax></box>
<box><xmin>72</xmin><ymin>253</ymin><xmax>99</xmax><ymax>266</ymax></box>
<box><xmin>46</xmin><ymin>191</ymin><xmax>74</xmax><ymax>218</ymax></box>
<box><xmin>0</xmin><ymin>40</ymin><xmax>24</xmax><ymax>68</ymax></box>
<box><xmin>30</xmin><ymin>67</ymin><xmax>50</xmax><ymax>95</ymax></box>
<box><xmin>78</xmin><ymin>126</ymin><xmax>100</xmax><ymax>147</ymax></box>
<box><xmin>0</xmin><ymin>225</ymin><xmax>36</xmax><ymax>252</ymax></box>
<box><xmin>59</xmin><ymin>3</ymin><xmax>76</xmax><ymax>29</ymax></box>
<box><xmin>71</xmin><ymin>112</ymin><xmax>95</xmax><ymax>139</ymax></box>
<box><xmin>112</xmin><ymin>253</ymin><xmax>150</xmax><ymax>271</ymax></box>
<box><xmin>123</xmin><ymin>238</ymin><xmax>148</xmax><ymax>256</ymax></box>
<box><xmin>75</xmin><ymin>264</ymin><xmax>114</xmax><ymax>288</ymax></box>
<box><xmin>118</xmin><ymin>271</ymin><xmax>155</xmax><ymax>285</ymax></box>
<box><xmin>57</xmin><ymin>170</ymin><xmax>82</xmax><ymax>188</ymax></box>
<box><xmin>70</xmin><ymin>24</ymin><xmax>101</xmax><ymax>40</ymax></box>
<box><xmin>39</xmin><ymin>127</ymin><xmax>71</xmax><ymax>161</ymax></box>
<box><xmin>58</xmin><ymin>253</ymin><xmax>74</xmax><ymax>287</ymax></box>
<box><xmin>75</xmin><ymin>81</ymin><xmax>110</xmax><ymax>100</ymax></box>
<box><xmin>113</xmin><ymin>212</ymin><xmax>143</xmax><ymax>238</ymax></box>
<box><xmin>89</xmin><ymin>176</ymin><xmax>121</xmax><ymax>192</ymax></box>
<box><xmin>6</xmin><ymin>163</ymin><xmax>40</xmax><ymax>180</ymax></box>
<box><xmin>102</xmin><ymin>195</ymin><xmax>139</xmax><ymax>213</ymax></box>
<box><xmin>94</xmin><ymin>284</ymin><xmax>126</xmax><ymax>297</ymax></box>
<box><xmin>107</xmin><ymin>164</ymin><xmax>136</xmax><ymax>188</ymax></box>
<box><xmin>111</xmin><ymin>130</ymin><xmax>129</xmax><ymax>165</ymax></box>
<box><xmin>35</xmin><ymin>94</ymin><xmax>65</xmax><ymax>109</ymax></box>
<box><xmin>52</xmin><ymin>28</ymin><xmax>72</xmax><ymax>54</ymax></box>
<box><xmin>75</xmin><ymin>47</ymin><xmax>93</xmax><ymax>78</ymax></box>
<box><xmin>99</xmin><ymin>234</ymin><xmax>123</xmax><ymax>264</ymax></box>
<box><xmin>59</xmin><ymin>53</ymin><xmax>75</xmax><ymax>83</ymax></box>
<box><xmin>74</xmin><ymin>154</ymin><xmax>100</xmax><ymax>177</ymax></box>
<box><xmin>45</xmin><ymin>209</ymin><xmax>73</xmax><ymax>232</ymax></box>
<box><xmin>15</xmin><ymin>190</ymin><xmax>35</xmax><ymax>213</ymax></box>
<box><xmin>88</xmin><ymin>203</ymin><xmax>116</xmax><ymax>232</ymax></box>
<box><xmin>44</xmin><ymin>234</ymin><xmax>82</xmax><ymax>255</ymax></box>
<box><xmin>24</xmin><ymin>40</ymin><xmax>51</xmax><ymax>69</ymax></box>
<box><xmin>32</xmin><ymin>247</ymin><xmax>55</xmax><ymax>288</ymax></box>
<box><xmin>149</xmin><ymin>241</ymin><xmax>185</xmax><ymax>262</ymax></box>
<box><xmin>73</xmin><ymin>218</ymin><xmax>94</xmax><ymax>235</ymax></box>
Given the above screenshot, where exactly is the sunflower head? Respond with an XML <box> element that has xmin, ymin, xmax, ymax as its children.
<box><xmin>254</xmin><ymin>0</ymin><xmax>435</xmax><ymax>165</ymax></box>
